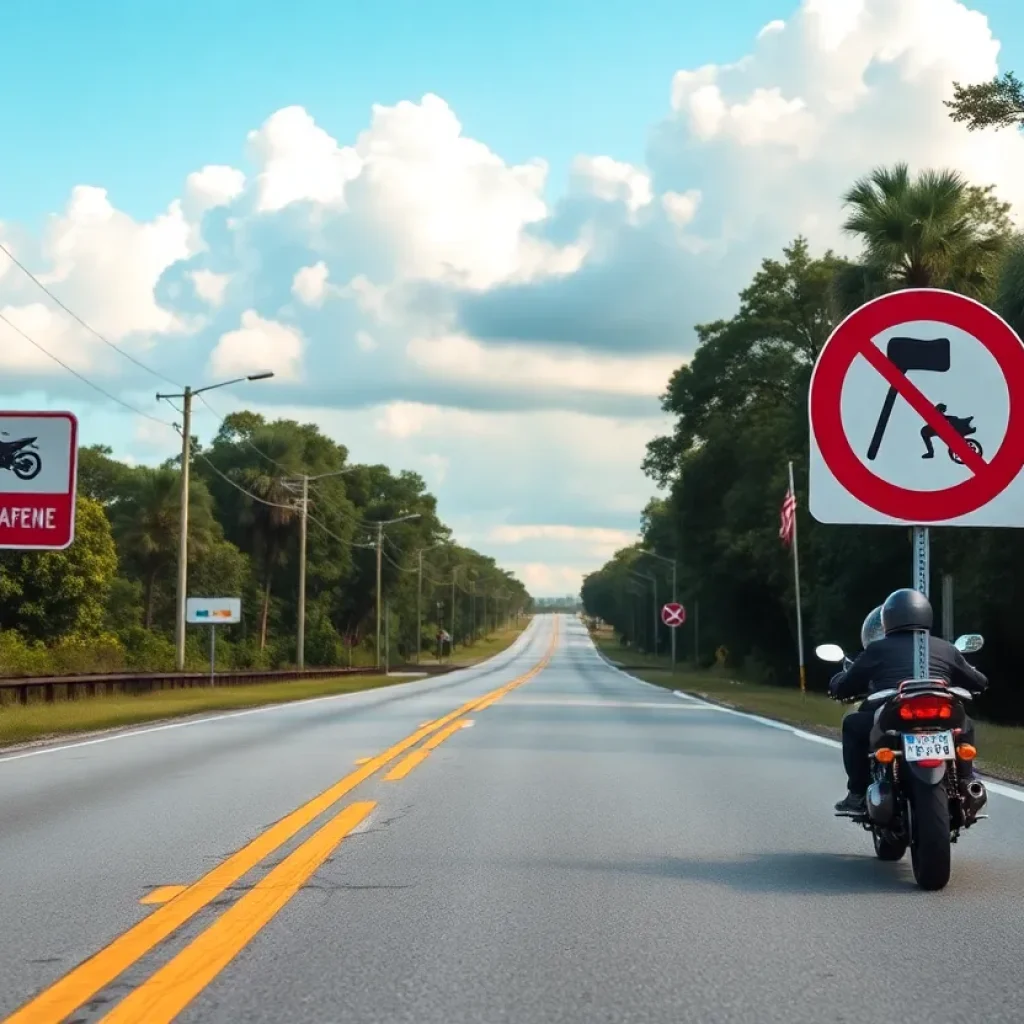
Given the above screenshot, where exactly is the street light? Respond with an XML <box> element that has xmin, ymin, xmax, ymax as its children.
<box><xmin>640</xmin><ymin>549</ymin><xmax>678</xmax><ymax>674</ymax></box>
<box><xmin>373</xmin><ymin>513</ymin><xmax>421</xmax><ymax>668</ymax></box>
<box><xmin>628</xmin><ymin>569</ymin><xmax>658</xmax><ymax>658</ymax></box>
<box><xmin>281</xmin><ymin>466</ymin><xmax>361</xmax><ymax>670</ymax></box>
<box><xmin>157</xmin><ymin>370</ymin><xmax>276</xmax><ymax>671</ymax></box>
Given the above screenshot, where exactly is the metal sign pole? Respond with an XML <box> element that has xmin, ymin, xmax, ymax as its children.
<box><xmin>912</xmin><ymin>525</ymin><xmax>930</xmax><ymax>679</ymax></box>
<box><xmin>210</xmin><ymin>624</ymin><xmax>216</xmax><ymax>686</ymax></box>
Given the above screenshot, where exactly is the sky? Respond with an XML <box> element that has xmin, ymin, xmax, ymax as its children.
<box><xmin>4</xmin><ymin>0</ymin><xmax>1024</xmax><ymax>597</ymax></box>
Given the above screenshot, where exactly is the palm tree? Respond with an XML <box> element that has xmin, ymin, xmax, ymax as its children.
<box><xmin>234</xmin><ymin>461</ymin><xmax>298</xmax><ymax>651</ymax></box>
<box><xmin>113</xmin><ymin>468</ymin><xmax>222</xmax><ymax>630</ymax></box>
<box><xmin>833</xmin><ymin>163</ymin><xmax>1009</xmax><ymax>313</ymax></box>
<box><xmin>113</xmin><ymin>469</ymin><xmax>180</xmax><ymax>629</ymax></box>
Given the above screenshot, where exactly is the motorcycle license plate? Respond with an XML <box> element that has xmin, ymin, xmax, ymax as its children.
<box><xmin>903</xmin><ymin>731</ymin><xmax>954</xmax><ymax>762</ymax></box>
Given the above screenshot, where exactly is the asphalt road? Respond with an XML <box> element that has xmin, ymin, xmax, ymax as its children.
<box><xmin>3</xmin><ymin>613</ymin><xmax>1024</xmax><ymax>1023</ymax></box>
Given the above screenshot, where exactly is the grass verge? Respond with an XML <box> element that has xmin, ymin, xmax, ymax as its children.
<box><xmin>417</xmin><ymin>624</ymin><xmax>526</xmax><ymax>667</ymax></box>
<box><xmin>0</xmin><ymin>622</ymin><xmax>529</xmax><ymax>750</ymax></box>
<box><xmin>592</xmin><ymin>629</ymin><xmax>1024</xmax><ymax>786</ymax></box>
<box><xmin>0</xmin><ymin>674</ymin><xmax>407</xmax><ymax>749</ymax></box>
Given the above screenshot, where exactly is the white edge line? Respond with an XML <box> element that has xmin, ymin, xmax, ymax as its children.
<box><xmin>0</xmin><ymin>620</ymin><xmax>543</xmax><ymax>766</ymax></box>
<box><xmin>594</xmin><ymin>642</ymin><xmax>1024</xmax><ymax>805</ymax></box>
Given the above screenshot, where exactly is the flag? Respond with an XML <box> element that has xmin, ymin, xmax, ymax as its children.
<box><xmin>779</xmin><ymin>487</ymin><xmax>796</xmax><ymax>547</ymax></box>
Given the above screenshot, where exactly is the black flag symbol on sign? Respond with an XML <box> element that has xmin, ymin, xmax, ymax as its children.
<box><xmin>866</xmin><ymin>336</ymin><xmax>951</xmax><ymax>461</ymax></box>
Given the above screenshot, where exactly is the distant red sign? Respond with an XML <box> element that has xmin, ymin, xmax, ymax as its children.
<box><xmin>662</xmin><ymin>602</ymin><xmax>686</xmax><ymax>627</ymax></box>
<box><xmin>0</xmin><ymin>411</ymin><xmax>78</xmax><ymax>550</ymax></box>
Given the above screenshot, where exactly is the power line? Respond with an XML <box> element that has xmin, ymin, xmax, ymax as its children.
<box><xmin>194</xmin><ymin>391</ymin><xmax>304</xmax><ymax>476</ymax></box>
<box><xmin>381</xmin><ymin>547</ymin><xmax>420</xmax><ymax>574</ymax></box>
<box><xmin>0</xmin><ymin>310</ymin><xmax>177</xmax><ymax>429</ymax></box>
<box><xmin>0</xmin><ymin>239</ymin><xmax>322</xmax><ymax>484</ymax></box>
<box><xmin>307</xmin><ymin>511</ymin><xmax>376</xmax><ymax>550</ymax></box>
<box><xmin>0</xmin><ymin>241</ymin><xmax>183</xmax><ymax>389</ymax></box>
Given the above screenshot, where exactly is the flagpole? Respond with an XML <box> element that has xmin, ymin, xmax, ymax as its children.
<box><xmin>788</xmin><ymin>460</ymin><xmax>807</xmax><ymax>696</ymax></box>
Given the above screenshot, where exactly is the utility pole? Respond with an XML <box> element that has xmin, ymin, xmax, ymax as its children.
<box><xmin>414</xmin><ymin>542</ymin><xmax>446</xmax><ymax>664</ymax></box>
<box><xmin>283</xmin><ymin>466</ymin><xmax>358</xmax><ymax>670</ymax></box>
<box><xmin>417</xmin><ymin>549</ymin><xmax>424</xmax><ymax>663</ymax></box>
<box><xmin>175</xmin><ymin>386</ymin><xmax>192</xmax><ymax>672</ymax></box>
<box><xmin>157</xmin><ymin>370</ymin><xmax>274</xmax><ymax>671</ymax></box>
<box><xmin>375</xmin><ymin>522</ymin><xmax>384</xmax><ymax>670</ymax></box>
<box><xmin>298</xmin><ymin>474</ymin><xmax>308</xmax><ymax>668</ymax></box>
<box><xmin>450</xmin><ymin>567</ymin><xmax>458</xmax><ymax>651</ymax></box>
<box><xmin>373</xmin><ymin>512</ymin><xmax>421</xmax><ymax>669</ymax></box>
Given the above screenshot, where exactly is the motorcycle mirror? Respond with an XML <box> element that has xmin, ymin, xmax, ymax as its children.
<box><xmin>815</xmin><ymin>643</ymin><xmax>845</xmax><ymax>663</ymax></box>
<box><xmin>954</xmin><ymin>633</ymin><xmax>984</xmax><ymax>654</ymax></box>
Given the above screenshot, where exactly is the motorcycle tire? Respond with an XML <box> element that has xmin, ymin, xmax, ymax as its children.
<box><xmin>948</xmin><ymin>439</ymin><xmax>983</xmax><ymax>465</ymax></box>
<box><xmin>872</xmin><ymin>828</ymin><xmax>908</xmax><ymax>862</ymax></box>
<box><xmin>908</xmin><ymin>776</ymin><xmax>952</xmax><ymax>891</ymax></box>
<box><xmin>12</xmin><ymin>451</ymin><xmax>42</xmax><ymax>480</ymax></box>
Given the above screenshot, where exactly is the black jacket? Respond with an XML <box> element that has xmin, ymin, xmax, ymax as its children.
<box><xmin>830</xmin><ymin>631</ymin><xmax>988</xmax><ymax>702</ymax></box>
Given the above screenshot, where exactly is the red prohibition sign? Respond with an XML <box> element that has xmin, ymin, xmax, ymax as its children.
<box><xmin>662</xmin><ymin>602</ymin><xmax>686</xmax><ymax>627</ymax></box>
<box><xmin>810</xmin><ymin>289</ymin><xmax>1024</xmax><ymax>522</ymax></box>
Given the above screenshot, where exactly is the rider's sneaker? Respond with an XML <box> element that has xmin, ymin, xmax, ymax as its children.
<box><xmin>834</xmin><ymin>791</ymin><xmax>867</xmax><ymax>815</ymax></box>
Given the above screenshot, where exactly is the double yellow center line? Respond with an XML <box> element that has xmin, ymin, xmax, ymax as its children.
<box><xmin>5</xmin><ymin>619</ymin><xmax>557</xmax><ymax>1024</ymax></box>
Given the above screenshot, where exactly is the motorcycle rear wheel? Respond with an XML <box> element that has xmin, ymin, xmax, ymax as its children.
<box><xmin>908</xmin><ymin>776</ymin><xmax>952</xmax><ymax>891</ymax></box>
<box><xmin>12</xmin><ymin>451</ymin><xmax>41</xmax><ymax>480</ymax></box>
<box><xmin>948</xmin><ymin>439</ymin><xmax>983</xmax><ymax>465</ymax></box>
<box><xmin>872</xmin><ymin>828</ymin><xmax>907</xmax><ymax>861</ymax></box>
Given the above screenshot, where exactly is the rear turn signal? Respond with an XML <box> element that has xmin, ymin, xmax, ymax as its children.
<box><xmin>874</xmin><ymin>747</ymin><xmax>896</xmax><ymax>764</ymax></box>
<box><xmin>956</xmin><ymin>743</ymin><xmax>977</xmax><ymax>761</ymax></box>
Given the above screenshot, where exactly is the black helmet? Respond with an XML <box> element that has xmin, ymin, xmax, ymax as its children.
<box><xmin>881</xmin><ymin>588</ymin><xmax>933</xmax><ymax>634</ymax></box>
<box><xmin>860</xmin><ymin>606</ymin><xmax>884</xmax><ymax>648</ymax></box>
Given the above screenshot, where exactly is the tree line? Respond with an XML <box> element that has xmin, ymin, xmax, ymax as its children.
<box><xmin>0</xmin><ymin>411</ymin><xmax>531</xmax><ymax>676</ymax></box>
<box><xmin>583</xmin><ymin>74</ymin><xmax>1024</xmax><ymax>725</ymax></box>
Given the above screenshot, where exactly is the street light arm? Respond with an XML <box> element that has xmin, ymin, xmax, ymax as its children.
<box><xmin>195</xmin><ymin>371</ymin><xmax>275</xmax><ymax>396</ymax></box>
<box><xmin>157</xmin><ymin>371</ymin><xmax>276</xmax><ymax>402</ymax></box>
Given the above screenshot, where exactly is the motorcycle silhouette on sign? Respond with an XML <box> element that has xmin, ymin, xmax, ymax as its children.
<box><xmin>866</xmin><ymin>335</ymin><xmax>984</xmax><ymax>465</ymax></box>
<box><xmin>920</xmin><ymin>405</ymin><xmax>983</xmax><ymax>464</ymax></box>
<box><xmin>0</xmin><ymin>432</ymin><xmax>42</xmax><ymax>480</ymax></box>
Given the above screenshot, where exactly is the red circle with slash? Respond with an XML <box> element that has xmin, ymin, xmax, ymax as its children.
<box><xmin>661</xmin><ymin>602</ymin><xmax>686</xmax><ymax>627</ymax></box>
<box><xmin>809</xmin><ymin>289</ymin><xmax>1024</xmax><ymax>521</ymax></box>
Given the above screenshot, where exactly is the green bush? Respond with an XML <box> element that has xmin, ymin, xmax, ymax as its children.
<box><xmin>0</xmin><ymin>629</ymin><xmax>128</xmax><ymax>677</ymax></box>
<box><xmin>0</xmin><ymin>630</ymin><xmax>51</xmax><ymax>677</ymax></box>
<box><xmin>120</xmin><ymin>626</ymin><xmax>176</xmax><ymax>672</ymax></box>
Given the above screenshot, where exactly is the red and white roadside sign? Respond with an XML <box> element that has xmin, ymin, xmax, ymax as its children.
<box><xmin>0</xmin><ymin>411</ymin><xmax>78</xmax><ymax>550</ymax></box>
<box><xmin>809</xmin><ymin>289</ymin><xmax>1024</xmax><ymax>526</ymax></box>
<box><xmin>662</xmin><ymin>602</ymin><xmax>686</xmax><ymax>627</ymax></box>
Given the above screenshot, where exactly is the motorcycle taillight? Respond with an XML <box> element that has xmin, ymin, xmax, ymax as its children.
<box><xmin>898</xmin><ymin>695</ymin><xmax>953</xmax><ymax>721</ymax></box>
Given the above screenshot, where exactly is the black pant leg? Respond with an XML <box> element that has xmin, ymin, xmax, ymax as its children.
<box><xmin>842</xmin><ymin>708</ymin><xmax>874</xmax><ymax>794</ymax></box>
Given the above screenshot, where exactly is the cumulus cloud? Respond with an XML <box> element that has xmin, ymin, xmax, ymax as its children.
<box><xmin>209</xmin><ymin>311</ymin><xmax>305</xmax><ymax>381</ymax></box>
<box><xmin>3</xmin><ymin>0</ymin><xmax>1024</xmax><ymax>592</ymax></box>
<box><xmin>292</xmin><ymin>261</ymin><xmax>330</xmax><ymax>306</ymax></box>
<box><xmin>191</xmin><ymin>269</ymin><xmax>230</xmax><ymax>307</ymax></box>
<box><xmin>185</xmin><ymin>165</ymin><xmax>247</xmax><ymax>217</ymax></box>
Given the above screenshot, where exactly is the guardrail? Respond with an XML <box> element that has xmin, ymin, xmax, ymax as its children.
<box><xmin>0</xmin><ymin>663</ymin><xmax>456</xmax><ymax>706</ymax></box>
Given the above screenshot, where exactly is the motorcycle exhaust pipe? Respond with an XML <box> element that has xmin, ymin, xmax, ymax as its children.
<box><xmin>965</xmin><ymin>779</ymin><xmax>988</xmax><ymax>813</ymax></box>
<box><xmin>867</xmin><ymin>781</ymin><xmax>895</xmax><ymax>825</ymax></box>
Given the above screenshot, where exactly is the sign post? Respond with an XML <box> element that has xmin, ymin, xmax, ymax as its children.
<box><xmin>661</xmin><ymin>603</ymin><xmax>685</xmax><ymax>676</ymax></box>
<box><xmin>809</xmin><ymin>289</ymin><xmax>1024</xmax><ymax>679</ymax></box>
<box><xmin>186</xmin><ymin>598</ymin><xmax>241</xmax><ymax>683</ymax></box>
<box><xmin>0</xmin><ymin>411</ymin><xmax>78</xmax><ymax>550</ymax></box>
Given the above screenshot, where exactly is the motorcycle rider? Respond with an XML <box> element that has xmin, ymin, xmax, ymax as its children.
<box><xmin>829</xmin><ymin>588</ymin><xmax>988</xmax><ymax>816</ymax></box>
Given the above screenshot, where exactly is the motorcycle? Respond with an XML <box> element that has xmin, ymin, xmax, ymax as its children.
<box><xmin>815</xmin><ymin>634</ymin><xmax>988</xmax><ymax>891</ymax></box>
<box><xmin>945</xmin><ymin>414</ymin><xmax>983</xmax><ymax>464</ymax></box>
<box><xmin>0</xmin><ymin>434</ymin><xmax>42</xmax><ymax>480</ymax></box>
